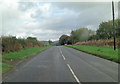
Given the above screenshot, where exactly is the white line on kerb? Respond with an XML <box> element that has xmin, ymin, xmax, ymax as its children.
<box><xmin>67</xmin><ymin>64</ymin><xmax>81</xmax><ymax>84</ymax></box>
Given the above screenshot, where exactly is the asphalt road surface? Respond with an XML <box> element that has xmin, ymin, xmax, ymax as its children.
<box><xmin>3</xmin><ymin>46</ymin><xmax>118</xmax><ymax>83</ymax></box>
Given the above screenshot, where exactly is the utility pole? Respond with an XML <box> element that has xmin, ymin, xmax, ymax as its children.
<box><xmin>112</xmin><ymin>1</ymin><xmax>116</xmax><ymax>50</ymax></box>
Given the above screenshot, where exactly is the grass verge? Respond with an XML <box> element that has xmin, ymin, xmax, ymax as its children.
<box><xmin>2</xmin><ymin>46</ymin><xmax>51</xmax><ymax>74</ymax></box>
<box><xmin>2</xmin><ymin>63</ymin><xmax>13</xmax><ymax>74</ymax></box>
<box><xmin>65</xmin><ymin>45</ymin><xmax>119</xmax><ymax>63</ymax></box>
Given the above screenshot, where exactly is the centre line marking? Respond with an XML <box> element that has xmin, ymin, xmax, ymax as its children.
<box><xmin>67</xmin><ymin>64</ymin><xmax>81</xmax><ymax>84</ymax></box>
<box><xmin>59</xmin><ymin>48</ymin><xmax>62</xmax><ymax>54</ymax></box>
<box><xmin>62</xmin><ymin>54</ymin><xmax>66</xmax><ymax>60</ymax></box>
<box><xmin>59</xmin><ymin>48</ymin><xmax>66</xmax><ymax>60</ymax></box>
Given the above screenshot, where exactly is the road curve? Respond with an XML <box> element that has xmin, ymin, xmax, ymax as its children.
<box><xmin>3</xmin><ymin>46</ymin><xmax>118</xmax><ymax>83</ymax></box>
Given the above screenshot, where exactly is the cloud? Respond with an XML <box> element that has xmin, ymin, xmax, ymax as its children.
<box><xmin>1</xmin><ymin>2</ymin><xmax>118</xmax><ymax>41</ymax></box>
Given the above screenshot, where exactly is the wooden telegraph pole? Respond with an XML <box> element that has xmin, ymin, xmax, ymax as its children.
<box><xmin>112</xmin><ymin>1</ymin><xmax>116</xmax><ymax>50</ymax></box>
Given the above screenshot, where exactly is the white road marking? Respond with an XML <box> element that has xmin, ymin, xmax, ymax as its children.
<box><xmin>62</xmin><ymin>54</ymin><xmax>66</xmax><ymax>60</ymax></box>
<box><xmin>59</xmin><ymin>48</ymin><xmax>66</xmax><ymax>60</ymax></box>
<box><xmin>59</xmin><ymin>47</ymin><xmax>80</xmax><ymax>83</ymax></box>
<box><xmin>60</xmin><ymin>51</ymin><xmax>62</xmax><ymax>54</ymax></box>
<box><xmin>60</xmin><ymin>49</ymin><xmax>62</xmax><ymax>54</ymax></box>
<box><xmin>67</xmin><ymin>64</ymin><xmax>81</xmax><ymax>84</ymax></box>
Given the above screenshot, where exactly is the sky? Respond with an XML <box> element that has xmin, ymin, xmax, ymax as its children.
<box><xmin>1</xmin><ymin>0</ymin><xmax>118</xmax><ymax>41</ymax></box>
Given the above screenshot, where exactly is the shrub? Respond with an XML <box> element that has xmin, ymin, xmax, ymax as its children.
<box><xmin>1</xmin><ymin>36</ymin><xmax>45</xmax><ymax>53</ymax></box>
<box><xmin>26</xmin><ymin>43</ymin><xmax>33</xmax><ymax>48</ymax></box>
<box><xmin>14</xmin><ymin>43</ymin><xmax>22</xmax><ymax>51</ymax></box>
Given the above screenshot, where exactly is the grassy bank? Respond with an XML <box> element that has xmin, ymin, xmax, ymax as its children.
<box><xmin>65</xmin><ymin>45</ymin><xmax>119</xmax><ymax>63</ymax></box>
<box><xmin>2</xmin><ymin>46</ymin><xmax>51</xmax><ymax>74</ymax></box>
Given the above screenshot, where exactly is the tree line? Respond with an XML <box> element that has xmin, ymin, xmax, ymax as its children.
<box><xmin>59</xmin><ymin>19</ymin><xmax>119</xmax><ymax>45</ymax></box>
<box><xmin>1</xmin><ymin>36</ymin><xmax>45</xmax><ymax>53</ymax></box>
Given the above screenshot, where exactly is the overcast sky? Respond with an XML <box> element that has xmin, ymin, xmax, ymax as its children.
<box><xmin>1</xmin><ymin>1</ymin><xmax>118</xmax><ymax>41</ymax></box>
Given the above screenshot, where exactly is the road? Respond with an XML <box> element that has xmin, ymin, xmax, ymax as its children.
<box><xmin>3</xmin><ymin>46</ymin><xmax>118</xmax><ymax>83</ymax></box>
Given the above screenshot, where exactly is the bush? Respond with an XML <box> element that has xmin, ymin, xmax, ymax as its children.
<box><xmin>26</xmin><ymin>43</ymin><xmax>33</xmax><ymax>48</ymax></box>
<box><xmin>14</xmin><ymin>43</ymin><xmax>22</xmax><ymax>51</ymax></box>
<box><xmin>1</xmin><ymin>36</ymin><xmax>45</xmax><ymax>53</ymax></box>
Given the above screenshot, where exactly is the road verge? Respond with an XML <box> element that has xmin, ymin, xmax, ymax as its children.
<box><xmin>2</xmin><ymin>46</ymin><xmax>51</xmax><ymax>74</ymax></box>
<box><xmin>65</xmin><ymin>45</ymin><xmax>119</xmax><ymax>63</ymax></box>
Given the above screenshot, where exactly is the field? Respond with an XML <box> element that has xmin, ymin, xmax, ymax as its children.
<box><xmin>2</xmin><ymin>46</ymin><xmax>51</xmax><ymax>74</ymax></box>
<box><xmin>65</xmin><ymin>45</ymin><xmax>119</xmax><ymax>63</ymax></box>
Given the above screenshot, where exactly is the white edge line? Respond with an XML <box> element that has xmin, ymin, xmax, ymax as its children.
<box><xmin>67</xmin><ymin>64</ymin><xmax>81</xmax><ymax>84</ymax></box>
